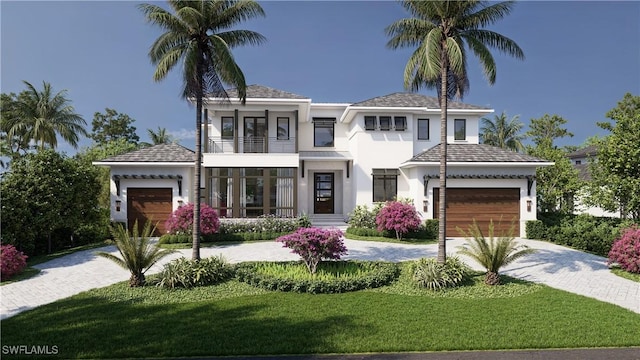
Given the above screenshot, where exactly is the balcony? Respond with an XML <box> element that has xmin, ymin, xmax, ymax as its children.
<box><xmin>207</xmin><ymin>136</ymin><xmax>297</xmax><ymax>154</ymax></box>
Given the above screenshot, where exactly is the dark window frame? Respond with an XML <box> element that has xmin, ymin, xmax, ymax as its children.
<box><xmin>454</xmin><ymin>119</ymin><xmax>466</xmax><ymax>140</ymax></box>
<box><xmin>372</xmin><ymin>169</ymin><xmax>398</xmax><ymax>202</ymax></box>
<box><xmin>364</xmin><ymin>116</ymin><xmax>376</xmax><ymax>131</ymax></box>
<box><xmin>379</xmin><ymin>116</ymin><xmax>391</xmax><ymax>131</ymax></box>
<box><xmin>417</xmin><ymin>118</ymin><xmax>429</xmax><ymax>140</ymax></box>
<box><xmin>221</xmin><ymin>116</ymin><xmax>234</xmax><ymax>139</ymax></box>
<box><xmin>313</xmin><ymin>118</ymin><xmax>335</xmax><ymax>147</ymax></box>
<box><xmin>394</xmin><ymin>116</ymin><xmax>406</xmax><ymax>131</ymax></box>
<box><xmin>277</xmin><ymin>117</ymin><xmax>290</xmax><ymax>140</ymax></box>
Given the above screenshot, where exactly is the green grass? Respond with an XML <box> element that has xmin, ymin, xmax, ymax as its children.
<box><xmin>344</xmin><ymin>232</ymin><xmax>436</xmax><ymax>244</ymax></box>
<box><xmin>2</xmin><ymin>265</ymin><xmax>639</xmax><ymax>358</ymax></box>
<box><xmin>611</xmin><ymin>267</ymin><xmax>640</xmax><ymax>282</ymax></box>
<box><xmin>0</xmin><ymin>267</ymin><xmax>41</xmax><ymax>285</ymax></box>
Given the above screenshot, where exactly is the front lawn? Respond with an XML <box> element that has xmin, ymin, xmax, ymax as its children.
<box><xmin>2</xmin><ymin>269</ymin><xmax>639</xmax><ymax>358</ymax></box>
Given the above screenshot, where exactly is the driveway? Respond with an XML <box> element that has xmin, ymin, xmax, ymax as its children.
<box><xmin>1</xmin><ymin>238</ymin><xmax>638</xmax><ymax>320</ymax></box>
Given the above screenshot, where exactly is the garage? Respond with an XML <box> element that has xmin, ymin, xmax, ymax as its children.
<box><xmin>434</xmin><ymin>188</ymin><xmax>520</xmax><ymax>237</ymax></box>
<box><xmin>127</xmin><ymin>188</ymin><xmax>173</xmax><ymax>235</ymax></box>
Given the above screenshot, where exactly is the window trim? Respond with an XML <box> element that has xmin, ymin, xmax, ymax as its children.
<box><xmin>417</xmin><ymin>118</ymin><xmax>429</xmax><ymax>140</ymax></box>
<box><xmin>454</xmin><ymin>119</ymin><xmax>466</xmax><ymax>141</ymax></box>
<box><xmin>313</xmin><ymin>118</ymin><xmax>335</xmax><ymax>147</ymax></box>
<box><xmin>277</xmin><ymin>117</ymin><xmax>290</xmax><ymax>140</ymax></box>
<box><xmin>364</xmin><ymin>116</ymin><xmax>376</xmax><ymax>131</ymax></box>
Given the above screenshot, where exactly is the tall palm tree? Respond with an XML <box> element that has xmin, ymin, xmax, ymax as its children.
<box><xmin>386</xmin><ymin>0</ymin><xmax>524</xmax><ymax>263</ymax></box>
<box><xmin>8</xmin><ymin>81</ymin><xmax>87</xmax><ymax>151</ymax></box>
<box><xmin>147</xmin><ymin>126</ymin><xmax>174</xmax><ymax>144</ymax></box>
<box><xmin>480</xmin><ymin>111</ymin><xmax>525</xmax><ymax>152</ymax></box>
<box><xmin>140</xmin><ymin>0</ymin><xmax>265</xmax><ymax>260</ymax></box>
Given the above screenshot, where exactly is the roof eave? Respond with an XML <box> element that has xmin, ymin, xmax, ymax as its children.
<box><xmin>400</xmin><ymin>161</ymin><xmax>554</xmax><ymax>168</ymax></box>
<box><xmin>92</xmin><ymin>161</ymin><xmax>195</xmax><ymax>167</ymax></box>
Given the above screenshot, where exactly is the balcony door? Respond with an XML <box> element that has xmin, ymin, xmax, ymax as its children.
<box><xmin>314</xmin><ymin>173</ymin><xmax>334</xmax><ymax>214</ymax></box>
<box><xmin>244</xmin><ymin>117</ymin><xmax>266</xmax><ymax>153</ymax></box>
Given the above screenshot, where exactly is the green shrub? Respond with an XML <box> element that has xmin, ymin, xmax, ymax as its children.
<box><xmin>218</xmin><ymin>215</ymin><xmax>305</xmax><ymax>234</ymax></box>
<box><xmin>346</xmin><ymin>227</ymin><xmax>386</xmax><ymax>237</ymax></box>
<box><xmin>423</xmin><ymin>219</ymin><xmax>439</xmax><ymax>240</ymax></box>
<box><xmin>155</xmin><ymin>255</ymin><xmax>232</xmax><ymax>289</ymax></box>
<box><xmin>525</xmin><ymin>220</ymin><xmax>546</xmax><ymax>239</ymax></box>
<box><xmin>235</xmin><ymin>261</ymin><xmax>399</xmax><ymax>294</ymax></box>
<box><xmin>410</xmin><ymin>257</ymin><xmax>470</xmax><ymax>290</ymax></box>
<box><xmin>347</xmin><ymin>204</ymin><xmax>383</xmax><ymax>229</ymax></box>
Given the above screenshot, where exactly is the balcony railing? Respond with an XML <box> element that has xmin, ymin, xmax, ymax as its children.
<box><xmin>207</xmin><ymin>136</ymin><xmax>296</xmax><ymax>154</ymax></box>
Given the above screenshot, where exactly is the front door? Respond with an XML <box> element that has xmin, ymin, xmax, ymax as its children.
<box><xmin>314</xmin><ymin>173</ymin><xmax>334</xmax><ymax>214</ymax></box>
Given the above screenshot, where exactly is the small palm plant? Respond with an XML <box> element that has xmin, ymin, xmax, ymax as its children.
<box><xmin>457</xmin><ymin>220</ymin><xmax>535</xmax><ymax>285</ymax></box>
<box><xmin>96</xmin><ymin>221</ymin><xmax>174</xmax><ymax>287</ymax></box>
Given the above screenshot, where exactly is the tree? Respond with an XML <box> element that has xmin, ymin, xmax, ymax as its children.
<box><xmin>1</xmin><ymin>149</ymin><xmax>101</xmax><ymax>255</ymax></box>
<box><xmin>375</xmin><ymin>201</ymin><xmax>421</xmax><ymax>240</ymax></box>
<box><xmin>6</xmin><ymin>81</ymin><xmax>87</xmax><ymax>151</ymax></box>
<box><xmin>140</xmin><ymin>0</ymin><xmax>266</xmax><ymax>260</ymax></box>
<box><xmin>90</xmin><ymin>108</ymin><xmax>140</xmax><ymax>145</ymax></box>
<box><xmin>525</xmin><ymin>114</ymin><xmax>580</xmax><ymax>213</ymax></box>
<box><xmin>480</xmin><ymin>111</ymin><xmax>525</xmax><ymax>152</ymax></box>
<box><xmin>587</xmin><ymin>93</ymin><xmax>640</xmax><ymax>220</ymax></box>
<box><xmin>386</xmin><ymin>0</ymin><xmax>524</xmax><ymax>263</ymax></box>
<box><xmin>147</xmin><ymin>126</ymin><xmax>174</xmax><ymax>145</ymax></box>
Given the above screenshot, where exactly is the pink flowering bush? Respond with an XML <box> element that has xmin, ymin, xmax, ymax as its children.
<box><xmin>1</xmin><ymin>244</ymin><xmax>28</xmax><ymax>280</ymax></box>
<box><xmin>165</xmin><ymin>203</ymin><xmax>220</xmax><ymax>235</ymax></box>
<box><xmin>276</xmin><ymin>227</ymin><xmax>347</xmax><ymax>274</ymax></box>
<box><xmin>376</xmin><ymin>201</ymin><xmax>421</xmax><ymax>240</ymax></box>
<box><xmin>608</xmin><ymin>226</ymin><xmax>640</xmax><ymax>274</ymax></box>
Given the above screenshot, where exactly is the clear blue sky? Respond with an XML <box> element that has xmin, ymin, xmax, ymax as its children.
<box><xmin>2</xmin><ymin>1</ymin><xmax>639</xmax><ymax>155</ymax></box>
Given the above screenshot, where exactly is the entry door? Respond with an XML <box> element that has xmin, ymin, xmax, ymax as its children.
<box><xmin>314</xmin><ymin>173</ymin><xmax>334</xmax><ymax>214</ymax></box>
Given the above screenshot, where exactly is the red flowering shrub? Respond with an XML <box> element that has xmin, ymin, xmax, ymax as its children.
<box><xmin>1</xmin><ymin>244</ymin><xmax>28</xmax><ymax>280</ymax></box>
<box><xmin>608</xmin><ymin>226</ymin><xmax>640</xmax><ymax>274</ymax></box>
<box><xmin>276</xmin><ymin>227</ymin><xmax>347</xmax><ymax>274</ymax></box>
<box><xmin>165</xmin><ymin>203</ymin><xmax>220</xmax><ymax>235</ymax></box>
<box><xmin>376</xmin><ymin>201</ymin><xmax>421</xmax><ymax>240</ymax></box>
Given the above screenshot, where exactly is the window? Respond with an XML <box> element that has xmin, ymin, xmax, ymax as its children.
<box><xmin>277</xmin><ymin>117</ymin><xmax>289</xmax><ymax>140</ymax></box>
<box><xmin>454</xmin><ymin>119</ymin><xmax>466</xmax><ymax>140</ymax></box>
<box><xmin>379</xmin><ymin>116</ymin><xmax>391</xmax><ymax>131</ymax></box>
<box><xmin>364</xmin><ymin>116</ymin><xmax>376</xmax><ymax>131</ymax></box>
<box><xmin>394</xmin><ymin>116</ymin><xmax>406</xmax><ymax>131</ymax></box>
<box><xmin>221</xmin><ymin>117</ymin><xmax>234</xmax><ymax>139</ymax></box>
<box><xmin>314</xmin><ymin>118</ymin><xmax>335</xmax><ymax>147</ymax></box>
<box><xmin>418</xmin><ymin>119</ymin><xmax>429</xmax><ymax>140</ymax></box>
<box><xmin>372</xmin><ymin>169</ymin><xmax>398</xmax><ymax>202</ymax></box>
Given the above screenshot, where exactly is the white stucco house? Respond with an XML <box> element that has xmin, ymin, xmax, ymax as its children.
<box><xmin>94</xmin><ymin>85</ymin><xmax>552</xmax><ymax>237</ymax></box>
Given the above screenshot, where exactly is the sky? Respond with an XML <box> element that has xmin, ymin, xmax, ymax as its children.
<box><xmin>2</xmin><ymin>0</ymin><xmax>639</xmax><ymax>156</ymax></box>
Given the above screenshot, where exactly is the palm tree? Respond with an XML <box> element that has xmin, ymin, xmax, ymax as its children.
<box><xmin>386</xmin><ymin>0</ymin><xmax>524</xmax><ymax>263</ymax></box>
<box><xmin>457</xmin><ymin>220</ymin><xmax>534</xmax><ymax>285</ymax></box>
<box><xmin>481</xmin><ymin>111</ymin><xmax>525</xmax><ymax>152</ymax></box>
<box><xmin>8</xmin><ymin>81</ymin><xmax>87</xmax><ymax>151</ymax></box>
<box><xmin>147</xmin><ymin>126</ymin><xmax>174</xmax><ymax>145</ymax></box>
<box><xmin>96</xmin><ymin>221</ymin><xmax>175</xmax><ymax>287</ymax></box>
<box><xmin>140</xmin><ymin>0</ymin><xmax>266</xmax><ymax>260</ymax></box>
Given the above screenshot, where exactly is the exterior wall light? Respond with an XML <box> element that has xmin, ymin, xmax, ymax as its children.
<box><xmin>177</xmin><ymin>200</ymin><xmax>184</xmax><ymax>208</ymax></box>
<box><xmin>115</xmin><ymin>200</ymin><xmax>122</xmax><ymax>212</ymax></box>
<box><xmin>527</xmin><ymin>200</ymin><xmax>532</xmax><ymax>212</ymax></box>
<box><xmin>423</xmin><ymin>199</ymin><xmax>429</xmax><ymax>212</ymax></box>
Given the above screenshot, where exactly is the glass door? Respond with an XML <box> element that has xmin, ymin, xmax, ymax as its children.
<box><xmin>314</xmin><ymin>173</ymin><xmax>334</xmax><ymax>214</ymax></box>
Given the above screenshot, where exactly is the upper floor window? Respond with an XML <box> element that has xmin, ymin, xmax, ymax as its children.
<box><xmin>379</xmin><ymin>116</ymin><xmax>391</xmax><ymax>131</ymax></box>
<box><xmin>454</xmin><ymin>119</ymin><xmax>466</xmax><ymax>140</ymax></box>
<box><xmin>314</xmin><ymin>118</ymin><xmax>335</xmax><ymax>147</ymax></box>
<box><xmin>418</xmin><ymin>119</ymin><xmax>429</xmax><ymax>140</ymax></box>
<box><xmin>277</xmin><ymin>117</ymin><xmax>289</xmax><ymax>140</ymax></box>
<box><xmin>394</xmin><ymin>116</ymin><xmax>406</xmax><ymax>131</ymax></box>
<box><xmin>364</xmin><ymin>116</ymin><xmax>376</xmax><ymax>131</ymax></box>
<box><xmin>221</xmin><ymin>117</ymin><xmax>234</xmax><ymax>139</ymax></box>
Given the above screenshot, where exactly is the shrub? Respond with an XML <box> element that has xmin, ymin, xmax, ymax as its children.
<box><xmin>410</xmin><ymin>256</ymin><xmax>470</xmax><ymax>290</ymax></box>
<box><xmin>348</xmin><ymin>204</ymin><xmax>383</xmax><ymax>229</ymax></box>
<box><xmin>376</xmin><ymin>201</ymin><xmax>421</xmax><ymax>240</ymax></box>
<box><xmin>608</xmin><ymin>227</ymin><xmax>640</xmax><ymax>274</ymax></box>
<box><xmin>165</xmin><ymin>203</ymin><xmax>220</xmax><ymax>235</ymax></box>
<box><xmin>423</xmin><ymin>219</ymin><xmax>439</xmax><ymax>240</ymax></box>
<box><xmin>218</xmin><ymin>215</ymin><xmax>303</xmax><ymax>234</ymax></box>
<box><xmin>525</xmin><ymin>220</ymin><xmax>546</xmax><ymax>240</ymax></box>
<box><xmin>235</xmin><ymin>261</ymin><xmax>399</xmax><ymax>294</ymax></box>
<box><xmin>276</xmin><ymin>227</ymin><xmax>346</xmax><ymax>274</ymax></box>
<box><xmin>346</xmin><ymin>227</ymin><xmax>386</xmax><ymax>237</ymax></box>
<box><xmin>0</xmin><ymin>244</ymin><xmax>28</xmax><ymax>280</ymax></box>
<box><xmin>155</xmin><ymin>255</ymin><xmax>232</xmax><ymax>289</ymax></box>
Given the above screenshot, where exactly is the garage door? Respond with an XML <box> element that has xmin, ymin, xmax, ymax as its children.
<box><xmin>127</xmin><ymin>188</ymin><xmax>173</xmax><ymax>236</ymax></box>
<box><xmin>434</xmin><ymin>188</ymin><xmax>520</xmax><ymax>237</ymax></box>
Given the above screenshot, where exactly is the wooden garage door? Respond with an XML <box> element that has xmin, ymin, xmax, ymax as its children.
<box><xmin>434</xmin><ymin>188</ymin><xmax>520</xmax><ymax>237</ymax></box>
<box><xmin>127</xmin><ymin>188</ymin><xmax>172</xmax><ymax>236</ymax></box>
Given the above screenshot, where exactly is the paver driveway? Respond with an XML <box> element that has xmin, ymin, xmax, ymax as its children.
<box><xmin>1</xmin><ymin>238</ymin><xmax>638</xmax><ymax>320</ymax></box>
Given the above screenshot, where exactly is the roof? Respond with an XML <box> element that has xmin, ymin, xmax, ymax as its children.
<box><xmin>408</xmin><ymin>144</ymin><xmax>550</xmax><ymax>163</ymax></box>
<box><xmin>221</xmin><ymin>84</ymin><xmax>309</xmax><ymax>100</ymax></box>
<box><xmin>99</xmin><ymin>143</ymin><xmax>195</xmax><ymax>163</ymax></box>
<box><xmin>568</xmin><ymin>145</ymin><xmax>598</xmax><ymax>159</ymax></box>
<box><xmin>351</xmin><ymin>92</ymin><xmax>490</xmax><ymax>110</ymax></box>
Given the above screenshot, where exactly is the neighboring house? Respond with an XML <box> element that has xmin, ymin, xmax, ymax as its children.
<box><xmin>567</xmin><ymin>145</ymin><xmax>621</xmax><ymax>218</ymax></box>
<box><xmin>94</xmin><ymin>85</ymin><xmax>552</xmax><ymax>237</ymax></box>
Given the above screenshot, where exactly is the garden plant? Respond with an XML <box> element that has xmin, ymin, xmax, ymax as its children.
<box><xmin>0</xmin><ymin>244</ymin><xmax>28</xmax><ymax>280</ymax></box>
<box><xmin>608</xmin><ymin>226</ymin><xmax>640</xmax><ymax>274</ymax></box>
<box><xmin>276</xmin><ymin>227</ymin><xmax>346</xmax><ymax>274</ymax></box>
<box><xmin>376</xmin><ymin>200</ymin><xmax>421</xmax><ymax>240</ymax></box>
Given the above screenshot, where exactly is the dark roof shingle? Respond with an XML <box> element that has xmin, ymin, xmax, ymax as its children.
<box><xmin>352</xmin><ymin>92</ymin><xmax>490</xmax><ymax>110</ymax></box>
<box><xmin>221</xmin><ymin>84</ymin><xmax>308</xmax><ymax>99</ymax></box>
<box><xmin>568</xmin><ymin>145</ymin><xmax>598</xmax><ymax>159</ymax></box>
<box><xmin>100</xmin><ymin>143</ymin><xmax>195</xmax><ymax>163</ymax></box>
<box><xmin>408</xmin><ymin>144</ymin><xmax>550</xmax><ymax>163</ymax></box>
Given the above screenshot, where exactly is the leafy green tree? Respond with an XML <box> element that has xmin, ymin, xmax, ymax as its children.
<box><xmin>526</xmin><ymin>114</ymin><xmax>580</xmax><ymax>213</ymax></box>
<box><xmin>480</xmin><ymin>111</ymin><xmax>525</xmax><ymax>152</ymax></box>
<box><xmin>587</xmin><ymin>93</ymin><xmax>640</xmax><ymax>220</ymax></box>
<box><xmin>90</xmin><ymin>108</ymin><xmax>140</xmax><ymax>145</ymax></box>
<box><xmin>1</xmin><ymin>92</ymin><xmax>29</xmax><ymax>167</ymax></box>
<box><xmin>146</xmin><ymin>126</ymin><xmax>174</xmax><ymax>145</ymax></box>
<box><xmin>6</xmin><ymin>81</ymin><xmax>87</xmax><ymax>151</ymax></box>
<box><xmin>1</xmin><ymin>149</ymin><xmax>101</xmax><ymax>255</ymax></box>
<box><xmin>140</xmin><ymin>0</ymin><xmax>266</xmax><ymax>260</ymax></box>
<box><xmin>386</xmin><ymin>0</ymin><xmax>524</xmax><ymax>263</ymax></box>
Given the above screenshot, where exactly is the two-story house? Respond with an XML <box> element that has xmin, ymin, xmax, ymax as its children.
<box><xmin>95</xmin><ymin>85</ymin><xmax>552</xmax><ymax>237</ymax></box>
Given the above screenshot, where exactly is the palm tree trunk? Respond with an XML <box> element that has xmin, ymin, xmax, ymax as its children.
<box><xmin>437</xmin><ymin>49</ymin><xmax>449</xmax><ymax>265</ymax></box>
<box><xmin>192</xmin><ymin>53</ymin><xmax>204</xmax><ymax>261</ymax></box>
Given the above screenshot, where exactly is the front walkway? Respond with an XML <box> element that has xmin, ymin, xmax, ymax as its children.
<box><xmin>1</xmin><ymin>238</ymin><xmax>638</xmax><ymax>320</ymax></box>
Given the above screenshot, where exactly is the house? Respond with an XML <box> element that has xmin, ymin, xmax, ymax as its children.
<box><xmin>94</xmin><ymin>85</ymin><xmax>552</xmax><ymax>237</ymax></box>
